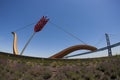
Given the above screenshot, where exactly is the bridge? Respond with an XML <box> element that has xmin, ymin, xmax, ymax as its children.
<box><xmin>65</xmin><ymin>42</ymin><xmax>120</xmax><ymax>58</ymax></box>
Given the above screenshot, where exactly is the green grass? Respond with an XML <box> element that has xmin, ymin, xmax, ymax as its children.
<box><xmin>0</xmin><ymin>52</ymin><xmax>120</xmax><ymax>80</ymax></box>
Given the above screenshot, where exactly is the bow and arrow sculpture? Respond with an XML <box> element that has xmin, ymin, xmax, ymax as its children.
<box><xmin>12</xmin><ymin>16</ymin><xmax>97</xmax><ymax>59</ymax></box>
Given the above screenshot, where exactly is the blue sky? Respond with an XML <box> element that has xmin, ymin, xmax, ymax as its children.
<box><xmin>0</xmin><ymin>0</ymin><xmax>120</xmax><ymax>58</ymax></box>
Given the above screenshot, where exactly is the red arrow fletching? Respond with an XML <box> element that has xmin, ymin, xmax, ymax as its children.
<box><xmin>34</xmin><ymin>16</ymin><xmax>49</xmax><ymax>32</ymax></box>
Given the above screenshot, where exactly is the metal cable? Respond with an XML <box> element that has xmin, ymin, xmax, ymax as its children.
<box><xmin>49</xmin><ymin>21</ymin><xmax>87</xmax><ymax>44</ymax></box>
<box><xmin>94</xmin><ymin>36</ymin><xmax>104</xmax><ymax>46</ymax></box>
<box><xmin>12</xmin><ymin>19</ymin><xmax>87</xmax><ymax>45</ymax></box>
<box><xmin>13</xmin><ymin>22</ymin><xmax>35</xmax><ymax>32</ymax></box>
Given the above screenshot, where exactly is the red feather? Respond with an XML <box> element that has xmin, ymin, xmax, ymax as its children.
<box><xmin>34</xmin><ymin>16</ymin><xmax>49</xmax><ymax>32</ymax></box>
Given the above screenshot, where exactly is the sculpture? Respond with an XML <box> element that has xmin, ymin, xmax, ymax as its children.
<box><xmin>49</xmin><ymin>45</ymin><xmax>97</xmax><ymax>59</ymax></box>
<box><xmin>12</xmin><ymin>32</ymin><xmax>19</xmax><ymax>55</ymax></box>
<box><xmin>12</xmin><ymin>32</ymin><xmax>97</xmax><ymax>58</ymax></box>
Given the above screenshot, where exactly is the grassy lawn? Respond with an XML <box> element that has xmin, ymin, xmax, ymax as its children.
<box><xmin>0</xmin><ymin>52</ymin><xmax>120</xmax><ymax>80</ymax></box>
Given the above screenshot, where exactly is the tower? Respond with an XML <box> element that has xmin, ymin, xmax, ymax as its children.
<box><xmin>105</xmin><ymin>33</ymin><xmax>112</xmax><ymax>56</ymax></box>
